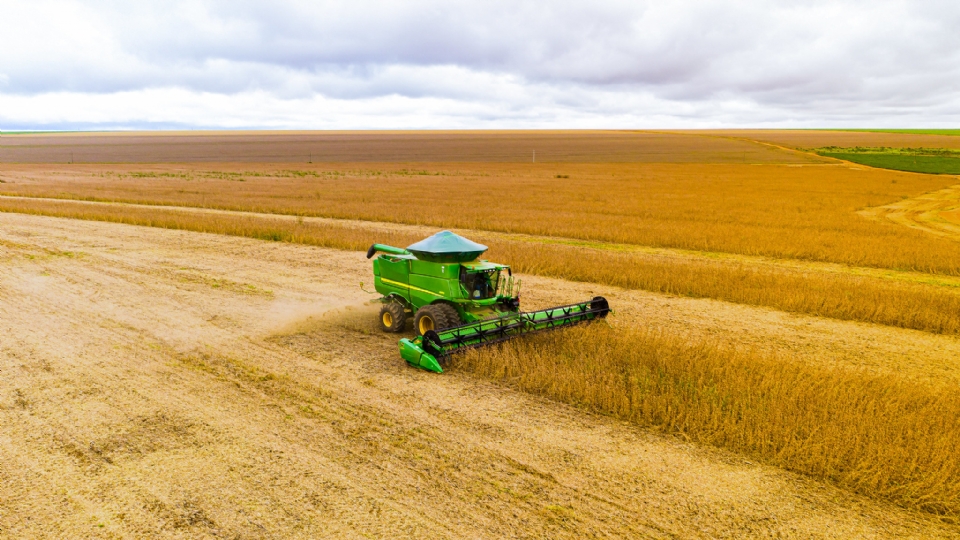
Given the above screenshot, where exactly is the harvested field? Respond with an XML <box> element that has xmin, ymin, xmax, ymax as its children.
<box><xmin>1</xmin><ymin>212</ymin><xmax>958</xmax><ymax>538</ymax></box>
<box><xmin>3</xmin><ymin>131</ymin><xmax>960</xmax><ymax>536</ymax></box>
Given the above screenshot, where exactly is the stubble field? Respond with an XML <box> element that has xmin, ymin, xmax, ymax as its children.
<box><xmin>2</xmin><ymin>130</ymin><xmax>960</xmax><ymax>537</ymax></box>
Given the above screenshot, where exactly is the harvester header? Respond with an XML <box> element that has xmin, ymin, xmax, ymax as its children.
<box><xmin>367</xmin><ymin>231</ymin><xmax>610</xmax><ymax>373</ymax></box>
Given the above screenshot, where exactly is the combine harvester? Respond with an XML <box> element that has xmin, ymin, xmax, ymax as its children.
<box><xmin>366</xmin><ymin>231</ymin><xmax>610</xmax><ymax>372</ymax></box>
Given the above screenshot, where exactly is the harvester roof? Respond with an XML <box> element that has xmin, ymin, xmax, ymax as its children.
<box><xmin>406</xmin><ymin>231</ymin><xmax>488</xmax><ymax>263</ymax></box>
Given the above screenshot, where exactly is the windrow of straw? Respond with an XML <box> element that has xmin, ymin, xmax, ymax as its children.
<box><xmin>456</xmin><ymin>325</ymin><xmax>960</xmax><ymax>518</ymax></box>
<box><xmin>3</xmin><ymin>197</ymin><xmax>960</xmax><ymax>335</ymax></box>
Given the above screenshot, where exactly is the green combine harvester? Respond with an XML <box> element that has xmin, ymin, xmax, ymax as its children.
<box><xmin>367</xmin><ymin>231</ymin><xmax>610</xmax><ymax>373</ymax></box>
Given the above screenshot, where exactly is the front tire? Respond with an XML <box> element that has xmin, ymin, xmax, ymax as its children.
<box><xmin>414</xmin><ymin>303</ymin><xmax>461</xmax><ymax>336</ymax></box>
<box><xmin>379</xmin><ymin>302</ymin><xmax>406</xmax><ymax>332</ymax></box>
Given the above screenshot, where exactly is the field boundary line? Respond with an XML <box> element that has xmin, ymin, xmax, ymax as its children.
<box><xmin>648</xmin><ymin>130</ymin><xmax>843</xmax><ymax>164</ymax></box>
<box><xmin>678</xmin><ymin>130</ymin><xmax>960</xmax><ymax>178</ymax></box>
<box><xmin>3</xmin><ymin>194</ymin><xmax>960</xmax><ymax>290</ymax></box>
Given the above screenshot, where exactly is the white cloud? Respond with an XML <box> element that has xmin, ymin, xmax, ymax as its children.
<box><xmin>1</xmin><ymin>0</ymin><xmax>959</xmax><ymax>128</ymax></box>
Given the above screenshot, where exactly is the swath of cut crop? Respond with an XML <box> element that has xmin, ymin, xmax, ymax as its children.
<box><xmin>456</xmin><ymin>325</ymin><xmax>960</xmax><ymax>518</ymax></box>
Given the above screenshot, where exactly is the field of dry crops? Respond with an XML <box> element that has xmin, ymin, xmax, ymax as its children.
<box><xmin>0</xmin><ymin>130</ymin><xmax>811</xmax><ymax>163</ymax></box>
<box><xmin>693</xmin><ymin>129</ymin><xmax>960</xmax><ymax>151</ymax></box>
<box><xmin>2</xmin><ymin>130</ymin><xmax>960</xmax><ymax>537</ymax></box>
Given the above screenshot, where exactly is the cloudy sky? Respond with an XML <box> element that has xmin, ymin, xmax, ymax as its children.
<box><xmin>1</xmin><ymin>0</ymin><xmax>958</xmax><ymax>130</ymax></box>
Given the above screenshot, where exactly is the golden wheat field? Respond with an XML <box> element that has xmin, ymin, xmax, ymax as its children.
<box><xmin>2</xmin><ymin>130</ymin><xmax>960</xmax><ymax>538</ymax></box>
<box><xmin>693</xmin><ymin>129</ymin><xmax>960</xmax><ymax>151</ymax></box>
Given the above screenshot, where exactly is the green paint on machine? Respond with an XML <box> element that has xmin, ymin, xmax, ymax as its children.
<box><xmin>367</xmin><ymin>231</ymin><xmax>611</xmax><ymax>373</ymax></box>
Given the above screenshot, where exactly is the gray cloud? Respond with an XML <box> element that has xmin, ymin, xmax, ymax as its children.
<box><xmin>1</xmin><ymin>0</ymin><xmax>959</xmax><ymax>128</ymax></box>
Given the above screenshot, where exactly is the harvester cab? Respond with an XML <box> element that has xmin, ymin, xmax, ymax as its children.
<box><xmin>367</xmin><ymin>231</ymin><xmax>609</xmax><ymax>373</ymax></box>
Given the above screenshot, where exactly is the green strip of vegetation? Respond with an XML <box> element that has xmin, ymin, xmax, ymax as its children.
<box><xmin>831</xmin><ymin>129</ymin><xmax>960</xmax><ymax>137</ymax></box>
<box><xmin>814</xmin><ymin>146</ymin><xmax>960</xmax><ymax>174</ymax></box>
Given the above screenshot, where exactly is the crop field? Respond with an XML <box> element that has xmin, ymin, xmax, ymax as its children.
<box><xmin>2</xmin><ymin>130</ymin><xmax>960</xmax><ymax>538</ymax></box>
<box><xmin>830</xmin><ymin>129</ymin><xmax>960</xmax><ymax>137</ymax></box>
<box><xmin>0</xmin><ymin>130</ymin><xmax>813</xmax><ymax>164</ymax></box>
<box><xmin>813</xmin><ymin>147</ymin><xmax>960</xmax><ymax>175</ymax></box>
<box><xmin>694</xmin><ymin>128</ymin><xmax>960</xmax><ymax>151</ymax></box>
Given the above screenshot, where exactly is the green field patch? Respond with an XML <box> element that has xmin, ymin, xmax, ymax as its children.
<box><xmin>814</xmin><ymin>147</ymin><xmax>960</xmax><ymax>174</ymax></box>
<box><xmin>831</xmin><ymin>129</ymin><xmax>960</xmax><ymax>137</ymax></box>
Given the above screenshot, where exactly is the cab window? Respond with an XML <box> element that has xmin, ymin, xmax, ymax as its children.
<box><xmin>460</xmin><ymin>268</ymin><xmax>500</xmax><ymax>299</ymax></box>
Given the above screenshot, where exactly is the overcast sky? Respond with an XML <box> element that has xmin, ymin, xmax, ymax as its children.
<box><xmin>1</xmin><ymin>0</ymin><xmax>958</xmax><ymax>130</ymax></box>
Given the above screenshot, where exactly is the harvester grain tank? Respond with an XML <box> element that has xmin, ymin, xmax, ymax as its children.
<box><xmin>367</xmin><ymin>231</ymin><xmax>610</xmax><ymax>372</ymax></box>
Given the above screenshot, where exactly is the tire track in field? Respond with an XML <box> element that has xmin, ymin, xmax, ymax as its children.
<box><xmin>0</xmin><ymin>223</ymin><xmax>726</xmax><ymax>538</ymax></box>
<box><xmin>2</xmin><ymin>212</ymin><xmax>957</xmax><ymax>537</ymax></box>
<box><xmin>0</xmin><ymin>227</ymin><xmax>466</xmax><ymax>537</ymax></box>
<box><xmin>0</xmin><ymin>214</ymin><xmax>731</xmax><ymax>537</ymax></box>
<box><xmin>858</xmin><ymin>183</ymin><xmax>960</xmax><ymax>241</ymax></box>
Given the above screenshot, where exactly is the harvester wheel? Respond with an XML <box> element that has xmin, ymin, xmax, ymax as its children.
<box><xmin>379</xmin><ymin>302</ymin><xmax>407</xmax><ymax>333</ymax></box>
<box><xmin>414</xmin><ymin>303</ymin><xmax>461</xmax><ymax>336</ymax></box>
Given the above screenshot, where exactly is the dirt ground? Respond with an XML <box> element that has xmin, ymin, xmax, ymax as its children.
<box><xmin>1</xmin><ymin>213</ymin><xmax>958</xmax><ymax>538</ymax></box>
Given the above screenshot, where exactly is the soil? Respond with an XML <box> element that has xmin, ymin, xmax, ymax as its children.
<box><xmin>1</xmin><ymin>212</ymin><xmax>957</xmax><ymax>538</ymax></box>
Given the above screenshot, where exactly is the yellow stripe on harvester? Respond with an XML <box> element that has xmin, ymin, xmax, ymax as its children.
<box><xmin>380</xmin><ymin>277</ymin><xmax>445</xmax><ymax>296</ymax></box>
